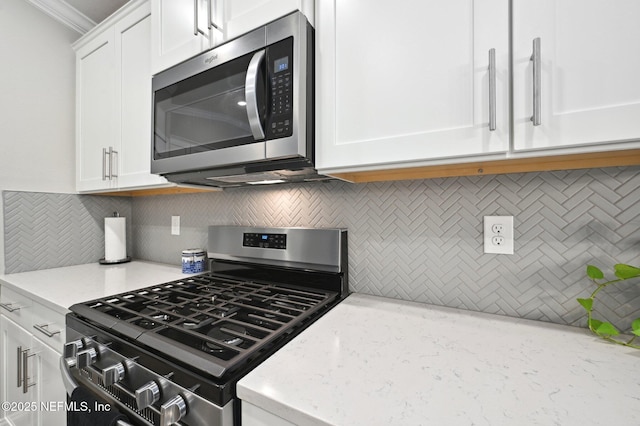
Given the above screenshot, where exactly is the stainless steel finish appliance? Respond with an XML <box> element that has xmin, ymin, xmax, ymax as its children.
<box><xmin>61</xmin><ymin>226</ymin><xmax>347</xmax><ymax>426</ymax></box>
<box><xmin>151</xmin><ymin>12</ymin><xmax>325</xmax><ymax>188</ymax></box>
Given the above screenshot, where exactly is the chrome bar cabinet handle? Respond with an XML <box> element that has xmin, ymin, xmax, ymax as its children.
<box><xmin>102</xmin><ymin>148</ymin><xmax>108</xmax><ymax>180</ymax></box>
<box><xmin>208</xmin><ymin>0</ymin><xmax>222</xmax><ymax>31</ymax></box>
<box><xmin>193</xmin><ymin>0</ymin><xmax>199</xmax><ymax>36</ymax></box>
<box><xmin>488</xmin><ymin>48</ymin><xmax>496</xmax><ymax>131</ymax></box>
<box><xmin>33</xmin><ymin>323</ymin><xmax>61</xmax><ymax>338</ymax></box>
<box><xmin>530</xmin><ymin>37</ymin><xmax>541</xmax><ymax>126</ymax></box>
<box><xmin>0</xmin><ymin>302</ymin><xmax>20</xmax><ymax>312</ymax></box>
<box><xmin>22</xmin><ymin>348</ymin><xmax>36</xmax><ymax>394</ymax></box>
<box><xmin>194</xmin><ymin>0</ymin><xmax>208</xmax><ymax>36</ymax></box>
<box><xmin>17</xmin><ymin>346</ymin><xmax>23</xmax><ymax>387</ymax></box>
<box><xmin>110</xmin><ymin>147</ymin><xmax>118</xmax><ymax>178</ymax></box>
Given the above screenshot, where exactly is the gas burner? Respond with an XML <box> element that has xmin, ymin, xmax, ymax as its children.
<box><xmin>206</xmin><ymin>324</ymin><xmax>248</xmax><ymax>347</ymax></box>
<box><xmin>179</xmin><ymin>314</ymin><xmax>214</xmax><ymax>330</ymax></box>
<box><xmin>172</xmin><ymin>301</ymin><xmax>209</xmax><ymax>317</ymax></box>
<box><xmin>135</xmin><ymin>308</ymin><xmax>174</xmax><ymax>329</ymax></box>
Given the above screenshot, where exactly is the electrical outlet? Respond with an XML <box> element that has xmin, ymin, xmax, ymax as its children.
<box><xmin>484</xmin><ymin>216</ymin><xmax>514</xmax><ymax>254</ymax></box>
<box><xmin>171</xmin><ymin>216</ymin><xmax>180</xmax><ymax>235</ymax></box>
<box><xmin>492</xmin><ymin>236</ymin><xmax>505</xmax><ymax>246</ymax></box>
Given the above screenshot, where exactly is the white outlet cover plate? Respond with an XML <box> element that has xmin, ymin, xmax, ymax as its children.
<box><xmin>484</xmin><ymin>216</ymin><xmax>514</xmax><ymax>254</ymax></box>
<box><xmin>171</xmin><ymin>216</ymin><xmax>180</xmax><ymax>235</ymax></box>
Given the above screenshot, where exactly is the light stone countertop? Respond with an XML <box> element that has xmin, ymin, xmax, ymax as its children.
<box><xmin>237</xmin><ymin>293</ymin><xmax>640</xmax><ymax>426</ymax></box>
<box><xmin>0</xmin><ymin>261</ymin><xmax>191</xmax><ymax>315</ymax></box>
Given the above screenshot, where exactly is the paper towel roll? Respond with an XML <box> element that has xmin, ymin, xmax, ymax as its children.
<box><xmin>104</xmin><ymin>217</ymin><xmax>127</xmax><ymax>262</ymax></box>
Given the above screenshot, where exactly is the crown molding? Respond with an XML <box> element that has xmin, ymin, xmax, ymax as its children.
<box><xmin>26</xmin><ymin>0</ymin><xmax>96</xmax><ymax>35</ymax></box>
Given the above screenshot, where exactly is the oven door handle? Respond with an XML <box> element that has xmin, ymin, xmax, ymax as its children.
<box><xmin>59</xmin><ymin>355</ymin><xmax>78</xmax><ymax>397</ymax></box>
<box><xmin>59</xmin><ymin>357</ymin><xmax>133</xmax><ymax>426</ymax></box>
<box><xmin>245</xmin><ymin>49</ymin><xmax>266</xmax><ymax>141</ymax></box>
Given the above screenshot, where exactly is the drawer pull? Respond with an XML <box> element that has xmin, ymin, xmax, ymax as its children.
<box><xmin>33</xmin><ymin>323</ymin><xmax>61</xmax><ymax>338</ymax></box>
<box><xmin>0</xmin><ymin>302</ymin><xmax>21</xmax><ymax>312</ymax></box>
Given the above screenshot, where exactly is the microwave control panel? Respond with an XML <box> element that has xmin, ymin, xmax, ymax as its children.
<box><xmin>267</xmin><ymin>37</ymin><xmax>294</xmax><ymax>139</ymax></box>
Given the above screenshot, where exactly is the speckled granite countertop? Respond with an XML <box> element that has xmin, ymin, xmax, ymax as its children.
<box><xmin>237</xmin><ymin>293</ymin><xmax>640</xmax><ymax>426</ymax></box>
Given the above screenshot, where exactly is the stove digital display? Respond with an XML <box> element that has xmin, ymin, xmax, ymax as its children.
<box><xmin>243</xmin><ymin>232</ymin><xmax>287</xmax><ymax>249</ymax></box>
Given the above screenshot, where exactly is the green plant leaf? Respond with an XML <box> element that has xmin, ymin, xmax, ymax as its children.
<box><xmin>577</xmin><ymin>298</ymin><xmax>593</xmax><ymax>312</ymax></box>
<box><xmin>586</xmin><ymin>265</ymin><xmax>604</xmax><ymax>280</ymax></box>
<box><xmin>595</xmin><ymin>321</ymin><xmax>620</xmax><ymax>337</ymax></box>
<box><xmin>632</xmin><ymin>318</ymin><xmax>640</xmax><ymax>336</ymax></box>
<box><xmin>588</xmin><ymin>318</ymin><xmax>603</xmax><ymax>330</ymax></box>
<box><xmin>613</xmin><ymin>264</ymin><xmax>640</xmax><ymax>279</ymax></box>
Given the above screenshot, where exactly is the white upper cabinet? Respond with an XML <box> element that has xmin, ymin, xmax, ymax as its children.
<box><xmin>151</xmin><ymin>0</ymin><xmax>223</xmax><ymax>75</ymax></box>
<box><xmin>75</xmin><ymin>29</ymin><xmax>117</xmax><ymax>192</ymax></box>
<box><xmin>512</xmin><ymin>0</ymin><xmax>640</xmax><ymax>152</ymax></box>
<box><xmin>316</xmin><ymin>0</ymin><xmax>510</xmax><ymax>173</ymax></box>
<box><xmin>75</xmin><ymin>0</ymin><xmax>170</xmax><ymax>193</ymax></box>
<box><xmin>224</xmin><ymin>0</ymin><xmax>314</xmax><ymax>40</ymax></box>
<box><xmin>115</xmin><ymin>5</ymin><xmax>167</xmax><ymax>188</ymax></box>
<box><xmin>152</xmin><ymin>0</ymin><xmax>312</xmax><ymax>75</ymax></box>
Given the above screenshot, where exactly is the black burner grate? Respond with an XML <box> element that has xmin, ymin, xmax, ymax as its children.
<box><xmin>71</xmin><ymin>274</ymin><xmax>337</xmax><ymax>378</ymax></box>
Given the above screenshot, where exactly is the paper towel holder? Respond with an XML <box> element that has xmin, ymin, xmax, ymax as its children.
<box><xmin>99</xmin><ymin>212</ymin><xmax>132</xmax><ymax>265</ymax></box>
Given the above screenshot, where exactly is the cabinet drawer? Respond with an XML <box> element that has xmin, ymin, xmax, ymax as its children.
<box><xmin>31</xmin><ymin>301</ymin><xmax>66</xmax><ymax>353</ymax></box>
<box><xmin>0</xmin><ymin>286</ymin><xmax>33</xmax><ymax>329</ymax></box>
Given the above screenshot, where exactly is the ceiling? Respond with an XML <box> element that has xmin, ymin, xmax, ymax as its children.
<box><xmin>64</xmin><ymin>0</ymin><xmax>129</xmax><ymax>24</ymax></box>
<box><xmin>26</xmin><ymin>0</ymin><xmax>130</xmax><ymax>34</ymax></box>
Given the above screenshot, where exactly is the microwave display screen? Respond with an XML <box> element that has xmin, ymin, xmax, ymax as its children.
<box><xmin>274</xmin><ymin>56</ymin><xmax>289</xmax><ymax>73</ymax></box>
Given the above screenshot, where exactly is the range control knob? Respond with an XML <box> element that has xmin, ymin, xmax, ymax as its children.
<box><xmin>75</xmin><ymin>348</ymin><xmax>97</xmax><ymax>369</ymax></box>
<box><xmin>160</xmin><ymin>394</ymin><xmax>187</xmax><ymax>426</ymax></box>
<box><xmin>63</xmin><ymin>340</ymin><xmax>83</xmax><ymax>359</ymax></box>
<box><xmin>135</xmin><ymin>381</ymin><xmax>160</xmax><ymax>410</ymax></box>
<box><xmin>102</xmin><ymin>362</ymin><xmax>125</xmax><ymax>387</ymax></box>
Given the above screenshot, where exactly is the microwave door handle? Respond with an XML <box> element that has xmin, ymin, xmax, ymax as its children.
<box><xmin>245</xmin><ymin>49</ymin><xmax>266</xmax><ymax>140</ymax></box>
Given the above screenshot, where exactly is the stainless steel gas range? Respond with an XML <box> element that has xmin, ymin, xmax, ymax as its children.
<box><xmin>60</xmin><ymin>226</ymin><xmax>348</xmax><ymax>426</ymax></box>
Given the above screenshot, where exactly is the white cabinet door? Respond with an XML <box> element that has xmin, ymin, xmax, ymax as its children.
<box><xmin>513</xmin><ymin>0</ymin><xmax>640</xmax><ymax>152</ymax></box>
<box><xmin>75</xmin><ymin>0</ymin><xmax>173</xmax><ymax>193</ymax></box>
<box><xmin>151</xmin><ymin>0</ymin><xmax>221</xmax><ymax>74</ymax></box>
<box><xmin>224</xmin><ymin>0</ymin><xmax>314</xmax><ymax>40</ymax></box>
<box><xmin>75</xmin><ymin>29</ymin><xmax>117</xmax><ymax>192</ymax></box>
<box><xmin>0</xmin><ymin>317</ymin><xmax>65</xmax><ymax>426</ymax></box>
<box><xmin>115</xmin><ymin>2</ymin><xmax>168</xmax><ymax>189</ymax></box>
<box><xmin>0</xmin><ymin>317</ymin><xmax>36</xmax><ymax>426</ymax></box>
<box><xmin>316</xmin><ymin>0</ymin><xmax>509</xmax><ymax>173</ymax></box>
<box><xmin>32</xmin><ymin>338</ymin><xmax>66</xmax><ymax>426</ymax></box>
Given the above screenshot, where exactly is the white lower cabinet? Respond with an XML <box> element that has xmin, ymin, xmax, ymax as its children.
<box><xmin>0</xmin><ymin>317</ymin><xmax>65</xmax><ymax>426</ymax></box>
<box><xmin>1</xmin><ymin>317</ymin><xmax>36</xmax><ymax>426</ymax></box>
<box><xmin>242</xmin><ymin>401</ymin><xmax>296</xmax><ymax>426</ymax></box>
<box><xmin>512</xmin><ymin>0</ymin><xmax>640</xmax><ymax>153</ymax></box>
<box><xmin>1</xmin><ymin>286</ymin><xmax>66</xmax><ymax>426</ymax></box>
<box><xmin>316</xmin><ymin>0</ymin><xmax>510</xmax><ymax>174</ymax></box>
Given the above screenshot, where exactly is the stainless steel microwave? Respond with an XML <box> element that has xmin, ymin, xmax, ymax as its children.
<box><xmin>151</xmin><ymin>12</ymin><xmax>324</xmax><ymax>188</ymax></box>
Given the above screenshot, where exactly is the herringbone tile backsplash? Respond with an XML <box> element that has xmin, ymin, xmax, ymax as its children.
<box><xmin>131</xmin><ymin>167</ymin><xmax>640</xmax><ymax>328</ymax></box>
<box><xmin>3</xmin><ymin>191</ymin><xmax>132</xmax><ymax>273</ymax></box>
<box><xmin>4</xmin><ymin>167</ymin><xmax>640</xmax><ymax>329</ymax></box>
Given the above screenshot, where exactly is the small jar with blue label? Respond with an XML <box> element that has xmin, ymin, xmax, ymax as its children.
<box><xmin>182</xmin><ymin>249</ymin><xmax>206</xmax><ymax>274</ymax></box>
